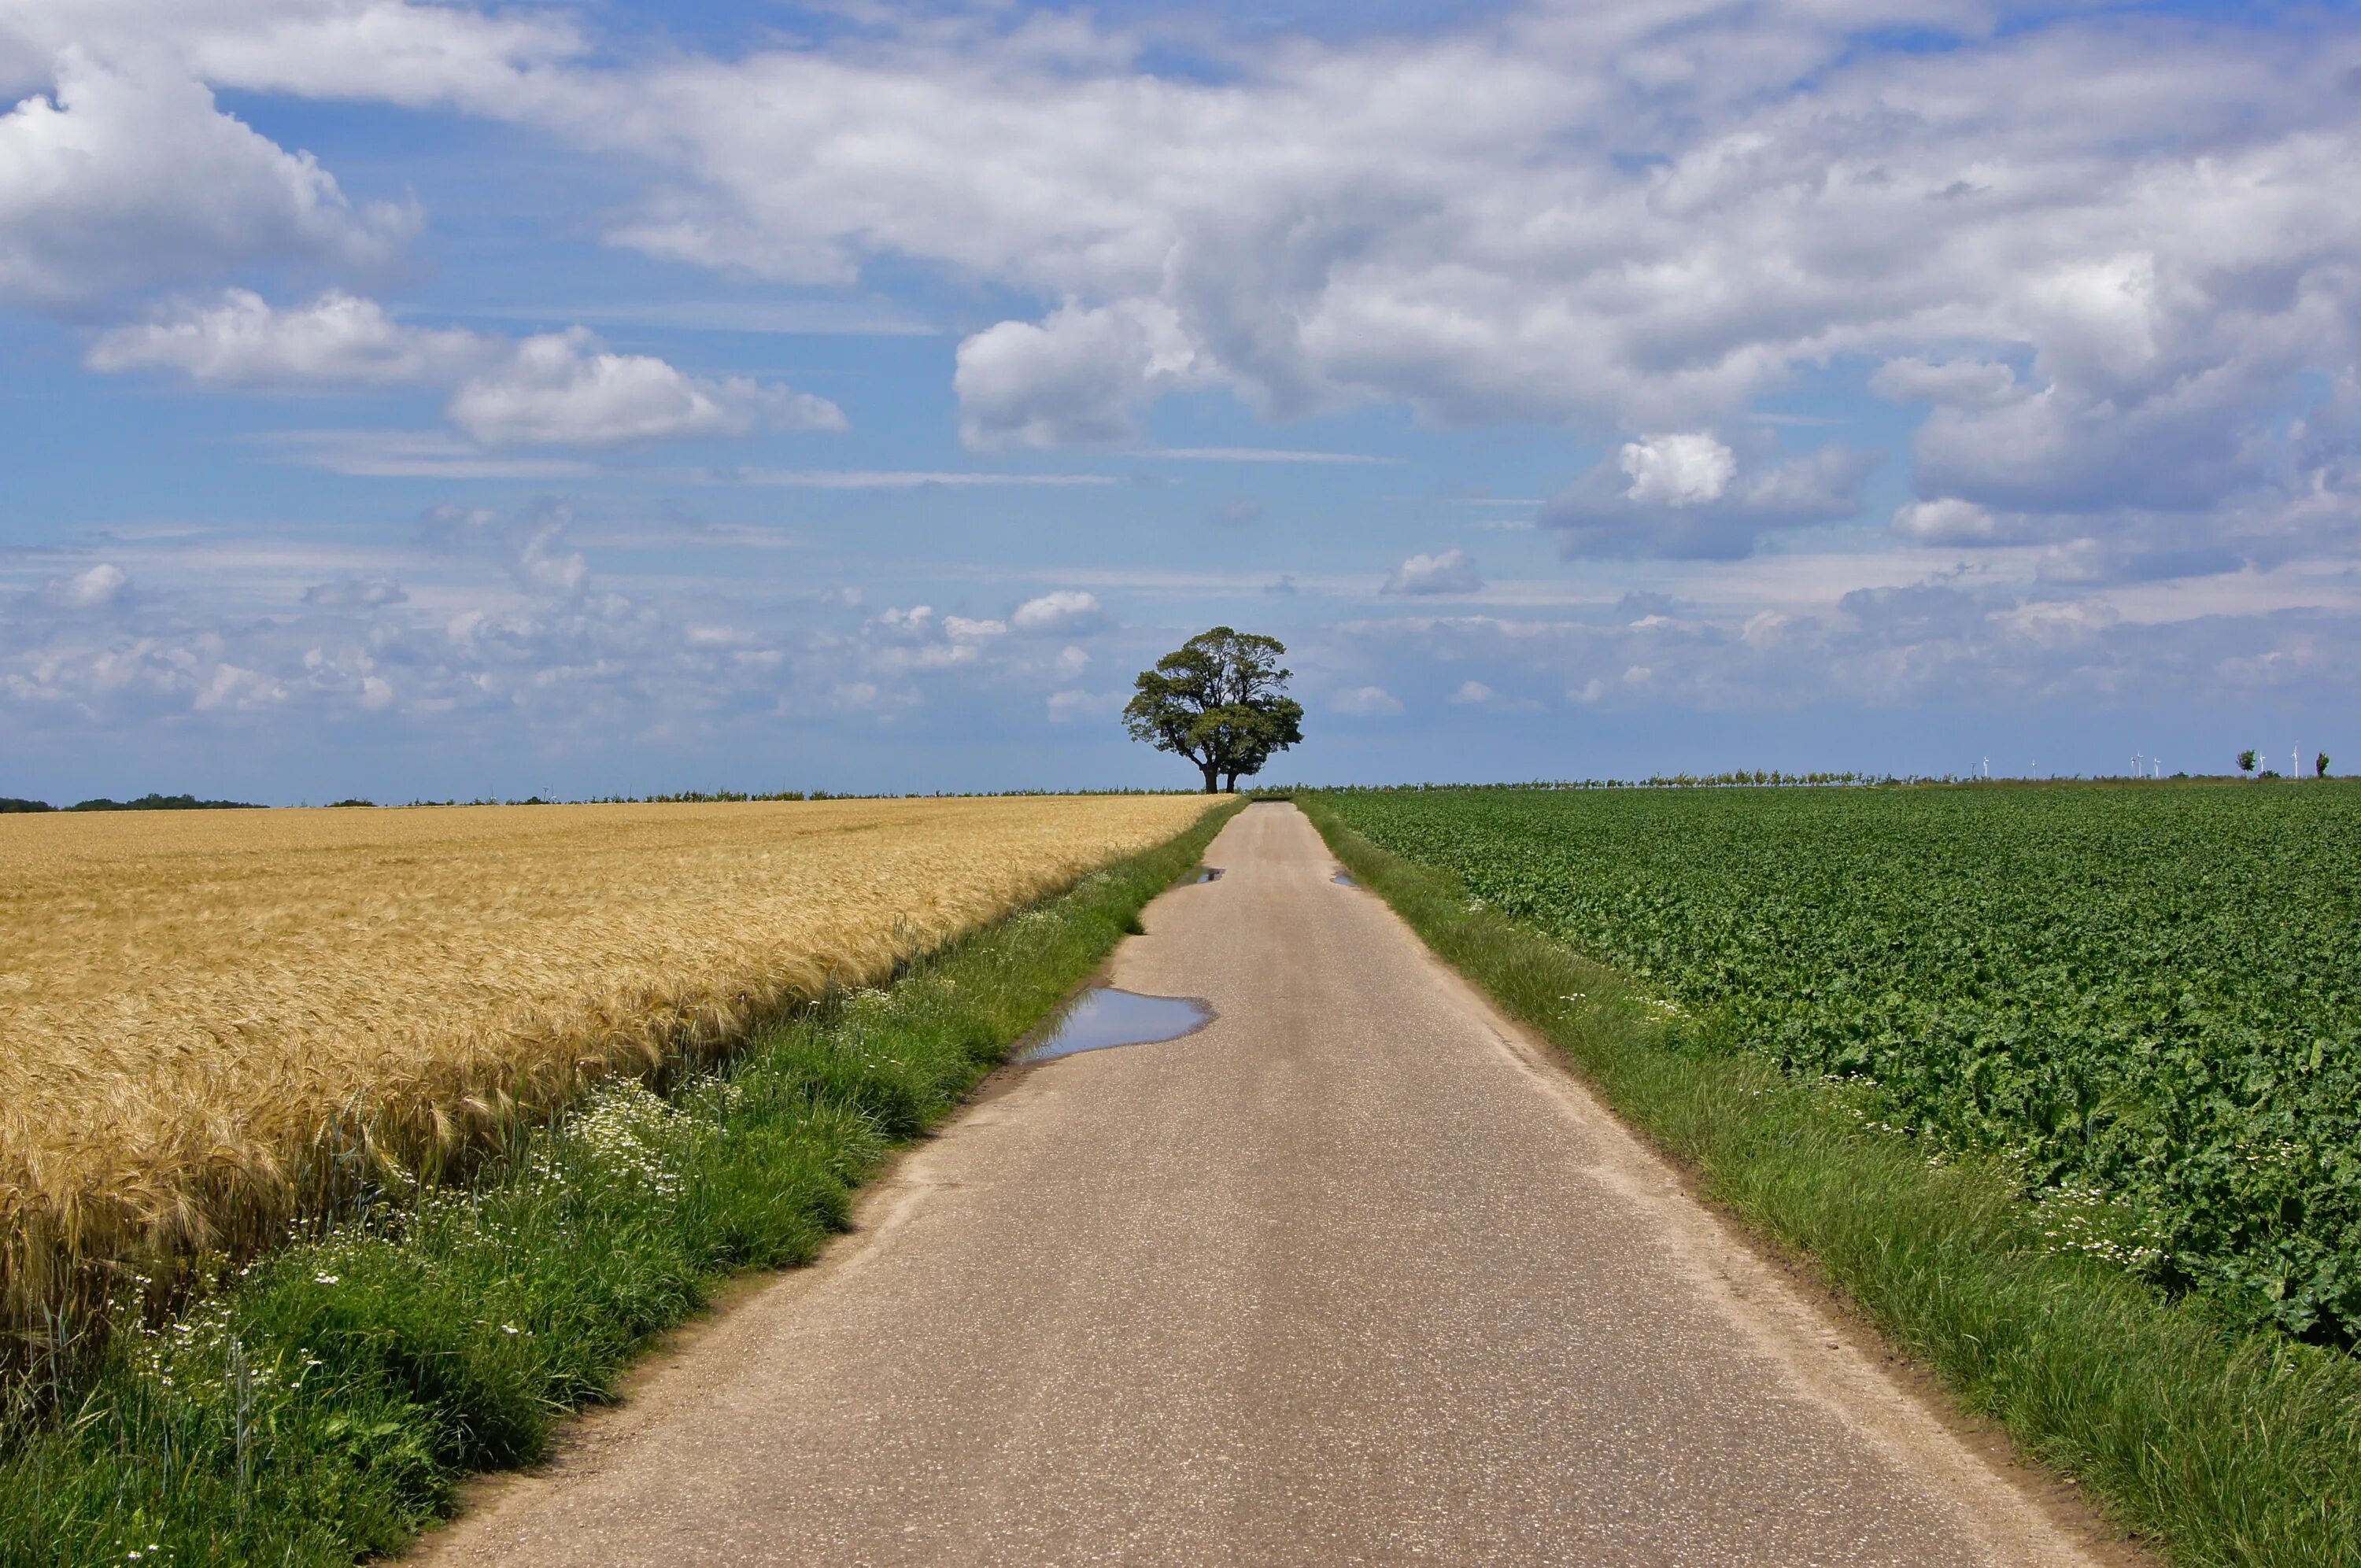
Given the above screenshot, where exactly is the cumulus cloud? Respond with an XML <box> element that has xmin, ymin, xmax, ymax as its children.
<box><xmin>445</xmin><ymin>327</ymin><xmax>846</xmax><ymax>448</ymax></box>
<box><xmin>1890</xmin><ymin>498</ymin><xmax>2008</xmax><ymax>545</ymax></box>
<box><xmin>89</xmin><ymin>290</ymin><xmax>486</xmax><ymax>385</ymax></box>
<box><xmin>43</xmin><ymin>563</ymin><xmax>125</xmax><ymax>608</ymax></box>
<box><xmin>473</xmin><ymin>1</ymin><xmax>2359</xmax><ymax>529</ymax></box>
<box><xmin>953</xmin><ymin>301</ymin><xmax>1205</xmax><ymax>449</ymax></box>
<box><xmin>87</xmin><ymin>293</ymin><xmax>841</xmax><ymax>452</ymax></box>
<box><xmin>1543</xmin><ymin>440</ymin><xmax>1879</xmax><ymax>559</ymax></box>
<box><xmin>0</xmin><ymin>506</ymin><xmax>1134</xmax><ymax>747</ymax></box>
<box><xmin>1619</xmin><ymin>434</ymin><xmax>1734</xmax><ymax>507</ymax></box>
<box><xmin>507</xmin><ymin>518</ymin><xmax>586</xmax><ymax>598</ymax></box>
<box><xmin>1009</xmin><ymin>590</ymin><xmax>1107</xmax><ymax>636</ymax></box>
<box><xmin>0</xmin><ymin>503</ymin><xmax>970</xmax><ymax>743</ymax></box>
<box><xmin>0</xmin><ymin>51</ymin><xmax>413</xmax><ymax>311</ymax></box>
<box><xmin>1384</xmin><ymin>548</ymin><xmax>1482</xmax><ymax>596</ymax></box>
<box><xmin>12</xmin><ymin>3</ymin><xmax>2361</xmax><ymax>770</ymax></box>
<box><xmin>1450</xmin><ymin>680</ymin><xmax>1493</xmax><ymax>705</ymax></box>
<box><xmin>31</xmin><ymin>5</ymin><xmax>2361</xmax><ymax>570</ymax></box>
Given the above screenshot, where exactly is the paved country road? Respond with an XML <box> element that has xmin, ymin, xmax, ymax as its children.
<box><xmin>416</xmin><ymin>802</ymin><xmax>2123</xmax><ymax>1567</ymax></box>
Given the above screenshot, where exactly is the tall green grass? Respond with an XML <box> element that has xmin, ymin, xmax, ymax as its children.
<box><xmin>1299</xmin><ymin>796</ymin><xmax>2360</xmax><ymax>1568</ymax></box>
<box><xmin>0</xmin><ymin>801</ymin><xmax>1240</xmax><ymax>1566</ymax></box>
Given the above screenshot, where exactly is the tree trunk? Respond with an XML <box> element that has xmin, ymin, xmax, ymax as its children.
<box><xmin>1200</xmin><ymin>762</ymin><xmax>1219</xmax><ymax>793</ymax></box>
<box><xmin>1221</xmin><ymin>771</ymin><xmax>1239</xmax><ymax>792</ymax></box>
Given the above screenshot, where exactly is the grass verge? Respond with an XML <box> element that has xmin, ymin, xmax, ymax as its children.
<box><xmin>1299</xmin><ymin>795</ymin><xmax>2360</xmax><ymax>1568</ymax></box>
<box><xmin>0</xmin><ymin>799</ymin><xmax>1242</xmax><ymax>1566</ymax></box>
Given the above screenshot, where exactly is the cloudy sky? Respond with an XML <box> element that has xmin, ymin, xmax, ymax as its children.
<box><xmin>3</xmin><ymin>0</ymin><xmax>2356</xmax><ymax>801</ymax></box>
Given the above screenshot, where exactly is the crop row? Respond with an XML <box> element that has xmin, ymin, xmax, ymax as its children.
<box><xmin>0</xmin><ymin>794</ymin><xmax>1214</xmax><ymax>1355</ymax></box>
<box><xmin>1321</xmin><ymin>783</ymin><xmax>2361</xmax><ymax>1343</ymax></box>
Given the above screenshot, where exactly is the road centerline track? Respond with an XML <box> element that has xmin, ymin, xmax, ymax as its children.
<box><xmin>416</xmin><ymin>802</ymin><xmax>2112</xmax><ymax>1566</ymax></box>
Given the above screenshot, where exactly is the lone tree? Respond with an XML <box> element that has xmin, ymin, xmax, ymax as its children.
<box><xmin>1124</xmin><ymin>626</ymin><xmax>1305</xmax><ymax>793</ymax></box>
<box><xmin>2238</xmin><ymin>748</ymin><xmax>2259</xmax><ymax>778</ymax></box>
<box><xmin>2319</xmin><ymin>751</ymin><xmax>2333</xmax><ymax>780</ymax></box>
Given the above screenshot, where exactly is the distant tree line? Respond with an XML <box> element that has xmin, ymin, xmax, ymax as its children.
<box><xmin>1288</xmin><ymin>766</ymin><xmax>2348</xmax><ymax>793</ymax></box>
<box><xmin>0</xmin><ymin>792</ymin><xmax>263</xmax><ymax>813</ymax></box>
<box><xmin>0</xmin><ymin>784</ymin><xmax>1215</xmax><ymax>813</ymax></box>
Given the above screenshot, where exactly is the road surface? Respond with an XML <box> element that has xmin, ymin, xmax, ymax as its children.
<box><xmin>417</xmin><ymin>802</ymin><xmax>2115</xmax><ymax>1566</ymax></box>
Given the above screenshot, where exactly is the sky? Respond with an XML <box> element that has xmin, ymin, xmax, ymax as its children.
<box><xmin>2</xmin><ymin>0</ymin><xmax>2358</xmax><ymax>802</ymax></box>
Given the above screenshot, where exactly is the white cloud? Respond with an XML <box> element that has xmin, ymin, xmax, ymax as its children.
<box><xmin>458</xmin><ymin>0</ymin><xmax>2361</xmax><ymax>578</ymax></box>
<box><xmin>1620</xmin><ymin>434</ymin><xmax>1734</xmax><ymax>507</ymax></box>
<box><xmin>44</xmin><ymin>562</ymin><xmax>125</xmax><ymax>608</ymax></box>
<box><xmin>447</xmin><ymin>327</ymin><xmax>845</xmax><ymax>448</ymax></box>
<box><xmin>1010</xmin><ymin>589</ymin><xmax>1107</xmax><ymax>635</ymax></box>
<box><xmin>1450</xmin><ymin>679</ymin><xmax>1493</xmax><ymax>705</ymax></box>
<box><xmin>954</xmin><ymin>300</ymin><xmax>1205</xmax><ymax>449</ymax></box>
<box><xmin>193</xmin><ymin>661</ymin><xmax>284</xmax><ymax>711</ymax></box>
<box><xmin>0</xmin><ymin>2</ymin><xmax>582</xmax><ymax>110</ymax></box>
<box><xmin>26</xmin><ymin>4</ymin><xmax>2361</xmax><ymax>572</ymax></box>
<box><xmin>943</xmin><ymin>615</ymin><xmax>1007</xmax><ymax>641</ymax></box>
<box><xmin>91</xmin><ymin>293</ymin><xmax>835</xmax><ymax>455</ymax></box>
<box><xmin>11</xmin><ymin>4</ymin><xmax>2361</xmax><ymax>772</ymax></box>
<box><xmin>870</xmin><ymin>605</ymin><xmax>937</xmax><ymax>637</ymax></box>
<box><xmin>89</xmin><ymin>290</ymin><xmax>486</xmax><ymax>385</ymax></box>
<box><xmin>1332</xmin><ymin>684</ymin><xmax>1403</xmax><ymax>717</ymax></box>
<box><xmin>1384</xmin><ymin>548</ymin><xmax>1482</xmax><ymax>596</ymax></box>
<box><xmin>508</xmin><ymin>519</ymin><xmax>585</xmax><ymax>599</ymax></box>
<box><xmin>1543</xmin><ymin>439</ymin><xmax>1878</xmax><ymax>560</ymax></box>
<box><xmin>0</xmin><ymin>51</ymin><xmax>413</xmax><ymax>311</ymax></box>
<box><xmin>1891</xmin><ymin>498</ymin><xmax>2006</xmax><ymax>544</ymax></box>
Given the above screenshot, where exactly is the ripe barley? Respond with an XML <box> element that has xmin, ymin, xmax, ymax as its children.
<box><xmin>0</xmin><ymin>795</ymin><xmax>1213</xmax><ymax>1347</ymax></box>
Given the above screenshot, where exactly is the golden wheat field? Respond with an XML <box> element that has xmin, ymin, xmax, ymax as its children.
<box><xmin>0</xmin><ymin>794</ymin><xmax>1212</xmax><ymax>1322</ymax></box>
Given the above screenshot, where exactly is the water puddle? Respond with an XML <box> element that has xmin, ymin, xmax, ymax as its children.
<box><xmin>1191</xmin><ymin>866</ymin><xmax>1225</xmax><ymax>883</ymax></box>
<box><xmin>1333</xmin><ymin>871</ymin><xmax>1361</xmax><ymax>887</ymax></box>
<box><xmin>1012</xmin><ymin>987</ymin><xmax>1214</xmax><ymax>1065</ymax></box>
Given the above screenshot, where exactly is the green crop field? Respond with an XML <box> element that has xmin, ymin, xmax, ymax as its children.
<box><xmin>1321</xmin><ymin>782</ymin><xmax>2361</xmax><ymax>1344</ymax></box>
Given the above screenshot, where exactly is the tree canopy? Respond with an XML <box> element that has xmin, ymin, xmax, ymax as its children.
<box><xmin>1122</xmin><ymin>626</ymin><xmax>1305</xmax><ymax>792</ymax></box>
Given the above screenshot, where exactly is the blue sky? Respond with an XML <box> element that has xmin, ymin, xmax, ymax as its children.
<box><xmin>3</xmin><ymin>1</ymin><xmax>2358</xmax><ymax>801</ymax></box>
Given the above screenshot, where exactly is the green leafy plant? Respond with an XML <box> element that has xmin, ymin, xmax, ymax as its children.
<box><xmin>1321</xmin><ymin>780</ymin><xmax>2361</xmax><ymax>1344</ymax></box>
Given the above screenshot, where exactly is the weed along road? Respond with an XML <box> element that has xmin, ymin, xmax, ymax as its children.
<box><xmin>418</xmin><ymin>802</ymin><xmax>2110</xmax><ymax>1567</ymax></box>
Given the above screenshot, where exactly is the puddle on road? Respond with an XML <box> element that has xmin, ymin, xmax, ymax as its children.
<box><xmin>1191</xmin><ymin>866</ymin><xmax>1225</xmax><ymax>883</ymax></box>
<box><xmin>1333</xmin><ymin>871</ymin><xmax>1361</xmax><ymax>887</ymax></box>
<box><xmin>1012</xmin><ymin>987</ymin><xmax>1214</xmax><ymax>1065</ymax></box>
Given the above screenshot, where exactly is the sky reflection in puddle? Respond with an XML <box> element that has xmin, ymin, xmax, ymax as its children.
<box><xmin>1013</xmin><ymin>987</ymin><xmax>1214</xmax><ymax>1064</ymax></box>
